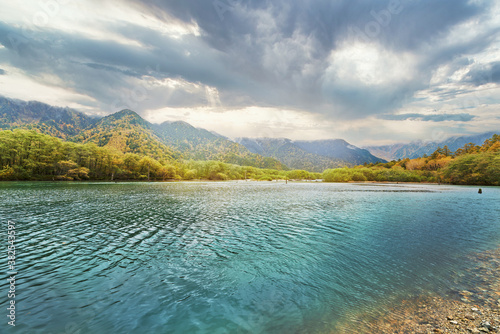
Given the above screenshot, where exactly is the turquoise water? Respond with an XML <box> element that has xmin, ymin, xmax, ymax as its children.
<box><xmin>1</xmin><ymin>182</ymin><xmax>499</xmax><ymax>333</ymax></box>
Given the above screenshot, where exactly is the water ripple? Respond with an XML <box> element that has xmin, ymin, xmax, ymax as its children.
<box><xmin>0</xmin><ymin>182</ymin><xmax>499</xmax><ymax>333</ymax></box>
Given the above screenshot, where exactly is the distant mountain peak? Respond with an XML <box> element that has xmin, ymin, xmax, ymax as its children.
<box><xmin>110</xmin><ymin>109</ymin><xmax>142</xmax><ymax>118</ymax></box>
<box><xmin>292</xmin><ymin>138</ymin><xmax>344</xmax><ymax>142</ymax></box>
<box><xmin>159</xmin><ymin>120</ymin><xmax>192</xmax><ymax>127</ymax></box>
<box><xmin>118</xmin><ymin>108</ymin><xmax>136</xmax><ymax>114</ymax></box>
<box><xmin>97</xmin><ymin>109</ymin><xmax>151</xmax><ymax>129</ymax></box>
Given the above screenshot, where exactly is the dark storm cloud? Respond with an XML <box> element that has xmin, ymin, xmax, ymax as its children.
<box><xmin>133</xmin><ymin>1</ymin><xmax>485</xmax><ymax>69</ymax></box>
<box><xmin>0</xmin><ymin>22</ymin><xmax>230</xmax><ymax>86</ymax></box>
<box><xmin>121</xmin><ymin>0</ymin><xmax>497</xmax><ymax>116</ymax></box>
<box><xmin>0</xmin><ymin>20</ymin><xmax>240</xmax><ymax>111</ymax></box>
<box><xmin>0</xmin><ymin>0</ymin><xmax>496</xmax><ymax>117</ymax></box>
<box><xmin>130</xmin><ymin>0</ymin><xmax>483</xmax><ymax>52</ymax></box>
<box><xmin>81</xmin><ymin>63</ymin><xmax>142</xmax><ymax>78</ymax></box>
<box><xmin>463</xmin><ymin>61</ymin><xmax>500</xmax><ymax>86</ymax></box>
<box><xmin>379</xmin><ymin>113</ymin><xmax>476</xmax><ymax>122</ymax></box>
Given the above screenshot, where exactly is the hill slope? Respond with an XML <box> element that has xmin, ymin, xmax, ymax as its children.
<box><xmin>293</xmin><ymin>139</ymin><xmax>385</xmax><ymax>165</ymax></box>
<box><xmin>73</xmin><ymin>109</ymin><xmax>177</xmax><ymax>161</ymax></box>
<box><xmin>0</xmin><ymin>96</ymin><xmax>96</xmax><ymax>139</ymax></box>
<box><xmin>235</xmin><ymin>138</ymin><xmax>367</xmax><ymax>172</ymax></box>
<box><xmin>152</xmin><ymin>121</ymin><xmax>286</xmax><ymax>169</ymax></box>
<box><xmin>0</xmin><ymin>97</ymin><xmax>286</xmax><ymax>169</ymax></box>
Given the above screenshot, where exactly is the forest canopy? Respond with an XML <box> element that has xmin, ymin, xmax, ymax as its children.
<box><xmin>0</xmin><ymin>129</ymin><xmax>320</xmax><ymax>181</ymax></box>
<box><xmin>0</xmin><ymin>129</ymin><xmax>498</xmax><ymax>185</ymax></box>
<box><xmin>323</xmin><ymin>134</ymin><xmax>500</xmax><ymax>186</ymax></box>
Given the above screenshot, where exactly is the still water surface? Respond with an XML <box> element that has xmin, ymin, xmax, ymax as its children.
<box><xmin>1</xmin><ymin>182</ymin><xmax>499</xmax><ymax>333</ymax></box>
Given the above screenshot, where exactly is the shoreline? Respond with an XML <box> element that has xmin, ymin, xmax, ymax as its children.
<box><xmin>0</xmin><ymin>180</ymin><xmax>487</xmax><ymax>186</ymax></box>
<box><xmin>334</xmin><ymin>247</ymin><xmax>500</xmax><ymax>333</ymax></box>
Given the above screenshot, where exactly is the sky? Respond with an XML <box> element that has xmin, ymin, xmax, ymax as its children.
<box><xmin>0</xmin><ymin>0</ymin><xmax>499</xmax><ymax>145</ymax></box>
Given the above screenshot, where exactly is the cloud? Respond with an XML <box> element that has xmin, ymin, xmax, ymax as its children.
<box><xmin>0</xmin><ymin>0</ymin><xmax>499</xmax><ymax>143</ymax></box>
<box><xmin>0</xmin><ymin>19</ymin><xmax>235</xmax><ymax>112</ymax></box>
<box><xmin>0</xmin><ymin>69</ymin><xmax>5</xmax><ymax>75</ymax></box>
<box><xmin>126</xmin><ymin>0</ymin><xmax>493</xmax><ymax>118</ymax></box>
<box><xmin>463</xmin><ymin>61</ymin><xmax>500</xmax><ymax>86</ymax></box>
<box><xmin>379</xmin><ymin>113</ymin><xmax>476</xmax><ymax>122</ymax></box>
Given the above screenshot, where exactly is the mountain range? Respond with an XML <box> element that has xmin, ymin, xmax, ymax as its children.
<box><xmin>364</xmin><ymin>132</ymin><xmax>498</xmax><ymax>161</ymax></box>
<box><xmin>0</xmin><ymin>97</ymin><xmax>97</xmax><ymax>138</ymax></box>
<box><xmin>0</xmin><ymin>97</ymin><xmax>288</xmax><ymax>169</ymax></box>
<box><xmin>1</xmin><ymin>96</ymin><xmax>496</xmax><ymax>171</ymax></box>
<box><xmin>235</xmin><ymin>138</ymin><xmax>384</xmax><ymax>172</ymax></box>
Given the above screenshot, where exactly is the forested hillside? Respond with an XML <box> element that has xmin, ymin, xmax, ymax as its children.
<box><xmin>1</xmin><ymin>96</ymin><xmax>497</xmax><ymax>183</ymax></box>
<box><xmin>236</xmin><ymin>137</ymin><xmax>384</xmax><ymax>172</ymax></box>
<box><xmin>0</xmin><ymin>96</ymin><xmax>285</xmax><ymax>170</ymax></box>
<box><xmin>0</xmin><ymin>96</ymin><xmax>96</xmax><ymax>138</ymax></box>
<box><xmin>0</xmin><ymin>130</ymin><xmax>315</xmax><ymax>181</ymax></box>
<box><xmin>323</xmin><ymin>134</ymin><xmax>500</xmax><ymax>185</ymax></box>
<box><xmin>153</xmin><ymin>121</ymin><xmax>286</xmax><ymax>170</ymax></box>
<box><xmin>293</xmin><ymin>139</ymin><xmax>384</xmax><ymax>165</ymax></box>
<box><xmin>1</xmin><ymin>130</ymin><xmax>497</xmax><ymax>185</ymax></box>
<box><xmin>73</xmin><ymin>109</ymin><xmax>178</xmax><ymax>162</ymax></box>
<box><xmin>236</xmin><ymin>138</ymin><xmax>348</xmax><ymax>172</ymax></box>
<box><xmin>364</xmin><ymin>132</ymin><xmax>497</xmax><ymax>161</ymax></box>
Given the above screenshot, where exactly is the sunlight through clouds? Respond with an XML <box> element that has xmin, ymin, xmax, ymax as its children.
<box><xmin>0</xmin><ymin>0</ymin><xmax>499</xmax><ymax>144</ymax></box>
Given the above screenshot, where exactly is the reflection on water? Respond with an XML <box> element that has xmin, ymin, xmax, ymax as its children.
<box><xmin>0</xmin><ymin>182</ymin><xmax>499</xmax><ymax>333</ymax></box>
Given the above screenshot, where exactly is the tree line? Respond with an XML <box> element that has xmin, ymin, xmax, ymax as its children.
<box><xmin>0</xmin><ymin>130</ymin><xmax>320</xmax><ymax>181</ymax></box>
<box><xmin>323</xmin><ymin>134</ymin><xmax>500</xmax><ymax>185</ymax></box>
<box><xmin>1</xmin><ymin>129</ymin><xmax>498</xmax><ymax>185</ymax></box>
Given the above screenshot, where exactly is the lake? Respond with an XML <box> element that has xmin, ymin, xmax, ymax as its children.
<box><xmin>1</xmin><ymin>182</ymin><xmax>499</xmax><ymax>333</ymax></box>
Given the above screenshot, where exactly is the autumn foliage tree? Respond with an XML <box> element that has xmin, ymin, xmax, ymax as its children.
<box><xmin>0</xmin><ymin>129</ymin><xmax>318</xmax><ymax>182</ymax></box>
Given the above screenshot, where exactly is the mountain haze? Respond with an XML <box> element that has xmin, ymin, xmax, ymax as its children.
<box><xmin>293</xmin><ymin>140</ymin><xmax>384</xmax><ymax>165</ymax></box>
<box><xmin>152</xmin><ymin>121</ymin><xmax>285</xmax><ymax>169</ymax></box>
<box><xmin>365</xmin><ymin>132</ymin><xmax>498</xmax><ymax>160</ymax></box>
<box><xmin>236</xmin><ymin>138</ymin><xmax>385</xmax><ymax>172</ymax></box>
